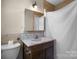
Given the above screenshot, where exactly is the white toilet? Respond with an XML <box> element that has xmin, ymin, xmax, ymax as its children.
<box><xmin>1</xmin><ymin>42</ymin><xmax>20</xmax><ymax>59</ymax></box>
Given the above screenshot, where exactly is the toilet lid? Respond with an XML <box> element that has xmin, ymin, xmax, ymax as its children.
<box><xmin>1</xmin><ymin>42</ymin><xmax>20</xmax><ymax>50</ymax></box>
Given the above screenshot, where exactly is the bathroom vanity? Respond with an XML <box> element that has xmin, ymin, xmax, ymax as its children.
<box><xmin>21</xmin><ymin>37</ymin><xmax>56</xmax><ymax>59</ymax></box>
<box><xmin>22</xmin><ymin>8</ymin><xmax>55</xmax><ymax>59</ymax></box>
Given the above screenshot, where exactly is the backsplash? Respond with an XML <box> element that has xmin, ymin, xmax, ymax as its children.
<box><xmin>20</xmin><ymin>31</ymin><xmax>44</xmax><ymax>39</ymax></box>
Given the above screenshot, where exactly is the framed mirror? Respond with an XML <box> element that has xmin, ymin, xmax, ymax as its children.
<box><xmin>24</xmin><ymin>9</ymin><xmax>45</xmax><ymax>31</ymax></box>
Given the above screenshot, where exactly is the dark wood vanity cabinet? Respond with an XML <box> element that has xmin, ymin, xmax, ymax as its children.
<box><xmin>23</xmin><ymin>40</ymin><xmax>55</xmax><ymax>59</ymax></box>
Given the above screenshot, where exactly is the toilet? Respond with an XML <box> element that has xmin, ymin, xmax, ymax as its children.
<box><xmin>1</xmin><ymin>42</ymin><xmax>20</xmax><ymax>59</ymax></box>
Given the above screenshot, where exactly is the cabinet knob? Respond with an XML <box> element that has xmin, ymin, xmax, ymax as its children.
<box><xmin>25</xmin><ymin>50</ymin><xmax>31</xmax><ymax>55</ymax></box>
<box><xmin>24</xmin><ymin>47</ymin><xmax>31</xmax><ymax>55</ymax></box>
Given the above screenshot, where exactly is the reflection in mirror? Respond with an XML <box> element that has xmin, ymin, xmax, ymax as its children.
<box><xmin>34</xmin><ymin>15</ymin><xmax>44</xmax><ymax>31</ymax></box>
<box><xmin>24</xmin><ymin>9</ymin><xmax>44</xmax><ymax>31</ymax></box>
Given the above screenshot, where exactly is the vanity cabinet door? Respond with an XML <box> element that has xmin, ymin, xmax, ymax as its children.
<box><xmin>32</xmin><ymin>50</ymin><xmax>45</xmax><ymax>59</ymax></box>
<box><xmin>23</xmin><ymin>46</ymin><xmax>45</xmax><ymax>59</ymax></box>
<box><xmin>23</xmin><ymin>44</ymin><xmax>32</xmax><ymax>59</ymax></box>
<box><xmin>31</xmin><ymin>44</ymin><xmax>45</xmax><ymax>59</ymax></box>
<box><xmin>46</xmin><ymin>47</ymin><xmax>54</xmax><ymax>59</ymax></box>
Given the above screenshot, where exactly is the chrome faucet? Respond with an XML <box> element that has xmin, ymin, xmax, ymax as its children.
<box><xmin>35</xmin><ymin>35</ymin><xmax>38</xmax><ymax>39</ymax></box>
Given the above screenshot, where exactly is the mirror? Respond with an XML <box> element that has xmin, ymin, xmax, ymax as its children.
<box><xmin>24</xmin><ymin>9</ymin><xmax>45</xmax><ymax>31</ymax></box>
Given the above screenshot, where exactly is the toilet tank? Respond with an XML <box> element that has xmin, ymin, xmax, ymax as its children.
<box><xmin>1</xmin><ymin>42</ymin><xmax>20</xmax><ymax>59</ymax></box>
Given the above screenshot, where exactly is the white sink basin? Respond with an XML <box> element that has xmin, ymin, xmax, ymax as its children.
<box><xmin>21</xmin><ymin>37</ymin><xmax>54</xmax><ymax>47</ymax></box>
<box><xmin>31</xmin><ymin>38</ymin><xmax>42</xmax><ymax>41</ymax></box>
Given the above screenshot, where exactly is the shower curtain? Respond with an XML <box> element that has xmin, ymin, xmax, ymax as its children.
<box><xmin>45</xmin><ymin>1</ymin><xmax>77</xmax><ymax>59</ymax></box>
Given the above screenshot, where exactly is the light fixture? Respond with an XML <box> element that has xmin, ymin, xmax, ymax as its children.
<box><xmin>32</xmin><ymin>1</ymin><xmax>37</xmax><ymax>8</ymax></box>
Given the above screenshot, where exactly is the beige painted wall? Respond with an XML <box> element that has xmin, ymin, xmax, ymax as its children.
<box><xmin>1</xmin><ymin>0</ymin><xmax>44</xmax><ymax>43</ymax></box>
<box><xmin>1</xmin><ymin>0</ymin><xmax>44</xmax><ymax>35</ymax></box>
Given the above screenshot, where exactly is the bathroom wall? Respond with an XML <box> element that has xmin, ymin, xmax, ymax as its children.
<box><xmin>1</xmin><ymin>0</ymin><xmax>44</xmax><ymax>43</ymax></box>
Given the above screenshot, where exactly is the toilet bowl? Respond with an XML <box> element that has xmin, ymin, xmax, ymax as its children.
<box><xmin>1</xmin><ymin>42</ymin><xmax>20</xmax><ymax>59</ymax></box>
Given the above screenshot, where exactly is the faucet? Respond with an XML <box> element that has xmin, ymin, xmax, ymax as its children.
<box><xmin>35</xmin><ymin>35</ymin><xmax>39</xmax><ymax>39</ymax></box>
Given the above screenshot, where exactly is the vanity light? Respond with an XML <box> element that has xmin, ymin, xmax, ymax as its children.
<box><xmin>32</xmin><ymin>1</ymin><xmax>37</xmax><ymax>9</ymax></box>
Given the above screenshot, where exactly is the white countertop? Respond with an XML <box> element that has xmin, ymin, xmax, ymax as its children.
<box><xmin>20</xmin><ymin>37</ymin><xmax>55</xmax><ymax>47</ymax></box>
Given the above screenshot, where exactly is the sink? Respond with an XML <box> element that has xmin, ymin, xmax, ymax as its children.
<box><xmin>31</xmin><ymin>38</ymin><xmax>42</xmax><ymax>41</ymax></box>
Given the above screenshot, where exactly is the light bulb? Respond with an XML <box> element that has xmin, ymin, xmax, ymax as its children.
<box><xmin>34</xmin><ymin>5</ymin><xmax>37</xmax><ymax>9</ymax></box>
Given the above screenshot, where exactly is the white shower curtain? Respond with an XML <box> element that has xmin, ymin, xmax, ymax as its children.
<box><xmin>45</xmin><ymin>1</ymin><xmax>77</xmax><ymax>59</ymax></box>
